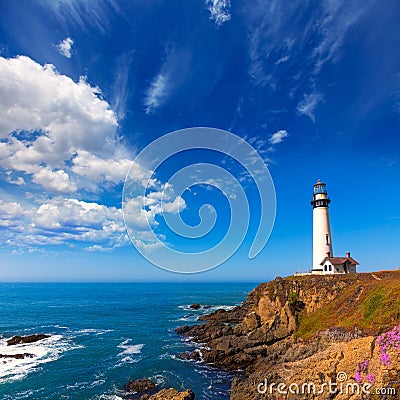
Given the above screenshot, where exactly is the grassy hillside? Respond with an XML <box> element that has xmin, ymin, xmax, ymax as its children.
<box><xmin>294</xmin><ymin>270</ymin><xmax>400</xmax><ymax>338</ymax></box>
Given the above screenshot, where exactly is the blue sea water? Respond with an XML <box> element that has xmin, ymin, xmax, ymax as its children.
<box><xmin>0</xmin><ymin>282</ymin><xmax>257</xmax><ymax>400</ymax></box>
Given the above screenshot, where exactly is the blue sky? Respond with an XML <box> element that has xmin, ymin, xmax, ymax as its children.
<box><xmin>0</xmin><ymin>0</ymin><xmax>399</xmax><ymax>282</ymax></box>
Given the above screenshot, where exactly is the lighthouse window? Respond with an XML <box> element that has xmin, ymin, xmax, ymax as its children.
<box><xmin>314</xmin><ymin>185</ymin><xmax>327</xmax><ymax>194</ymax></box>
<box><xmin>325</xmin><ymin>234</ymin><xmax>330</xmax><ymax>245</ymax></box>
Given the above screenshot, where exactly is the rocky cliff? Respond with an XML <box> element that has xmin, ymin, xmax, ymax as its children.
<box><xmin>176</xmin><ymin>270</ymin><xmax>400</xmax><ymax>399</ymax></box>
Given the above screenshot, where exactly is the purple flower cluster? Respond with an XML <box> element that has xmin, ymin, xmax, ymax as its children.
<box><xmin>354</xmin><ymin>371</ymin><xmax>363</xmax><ymax>383</ymax></box>
<box><xmin>353</xmin><ymin>325</ymin><xmax>400</xmax><ymax>384</ymax></box>
<box><xmin>354</xmin><ymin>359</ymin><xmax>375</xmax><ymax>383</ymax></box>
<box><xmin>365</xmin><ymin>373</ymin><xmax>376</xmax><ymax>383</ymax></box>
<box><xmin>358</xmin><ymin>359</ymin><xmax>369</xmax><ymax>371</ymax></box>
<box><xmin>376</xmin><ymin>324</ymin><xmax>400</xmax><ymax>367</ymax></box>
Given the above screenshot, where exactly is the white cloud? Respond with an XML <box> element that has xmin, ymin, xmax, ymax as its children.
<box><xmin>71</xmin><ymin>150</ymin><xmax>139</xmax><ymax>186</ymax></box>
<box><xmin>0</xmin><ymin>198</ymin><xmax>128</xmax><ymax>250</ymax></box>
<box><xmin>56</xmin><ymin>37</ymin><xmax>74</xmax><ymax>58</ymax></box>
<box><xmin>0</xmin><ymin>55</ymin><xmax>124</xmax><ymax>193</ymax></box>
<box><xmin>205</xmin><ymin>0</ymin><xmax>231</xmax><ymax>26</ymax></box>
<box><xmin>296</xmin><ymin>92</ymin><xmax>323</xmax><ymax>122</ymax></box>
<box><xmin>0</xmin><ymin>56</ymin><xmax>117</xmax><ymax>146</ymax></box>
<box><xmin>268</xmin><ymin>129</ymin><xmax>289</xmax><ymax>145</ymax></box>
<box><xmin>4</xmin><ymin>171</ymin><xmax>25</xmax><ymax>186</ymax></box>
<box><xmin>32</xmin><ymin>167</ymin><xmax>77</xmax><ymax>194</ymax></box>
<box><xmin>124</xmin><ymin>191</ymin><xmax>186</xmax><ymax>232</ymax></box>
<box><xmin>0</xmin><ymin>56</ymin><xmax>186</xmax><ymax>253</ymax></box>
<box><xmin>0</xmin><ymin>200</ymin><xmax>24</xmax><ymax>228</ymax></box>
<box><xmin>144</xmin><ymin>72</ymin><xmax>168</xmax><ymax>114</ymax></box>
<box><xmin>161</xmin><ymin>196</ymin><xmax>185</xmax><ymax>214</ymax></box>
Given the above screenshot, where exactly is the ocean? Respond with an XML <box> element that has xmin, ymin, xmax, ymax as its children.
<box><xmin>0</xmin><ymin>282</ymin><xmax>257</xmax><ymax>400</ymax></box>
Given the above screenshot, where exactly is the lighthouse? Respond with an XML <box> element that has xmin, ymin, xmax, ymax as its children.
<box><xmin>310</xmin><ymin>180</ymin><xmax>358</xmax><ymax>275</ymax></box>
<box><xmin>311</xmin><ymin>179</ymin><xmax>333</xmax><ymax>272</ymax></box>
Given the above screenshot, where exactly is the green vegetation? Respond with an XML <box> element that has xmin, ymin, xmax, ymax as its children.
<box><xmin>363</xmin><ymin>287</ymin><xmax>384</xmax><ymax>321</ymax></box>
<box><xmin>289</xmin><ymin>291</ymin><xmax>299</xmax><ymax>305</ymax></box>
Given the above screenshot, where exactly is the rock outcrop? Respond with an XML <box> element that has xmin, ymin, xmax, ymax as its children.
<box><xmin>176</xmin><ymin>270</ymin><xmax>400</xmax><ymax>399</ymax></box>
<box><xmin>6</xmin><ymin>334</ymin><xmax>50</xmax><ymax>346</ymax></box>
<box><xmin>140</xmin><ymin>388</ymin><xmax>194</xmax><ymax>400</ymax></box>
<box><xmin>0</xmin><ymin>353</ymin><xmax>35</xmax><ymax>359</ymax></box>
<box><xmin>124</xmin><ymin>378</ymin><xmax>156</xmax><ymax>393</ymax></box>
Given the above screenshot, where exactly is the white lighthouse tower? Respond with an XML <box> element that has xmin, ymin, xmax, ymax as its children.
<box><xmin>310</xmin><ymin>179</ymin><xmax>359</xmax><ymax>275</ymax></box>
<box><xmin>311</xmin><ymin>179</ymin><xmax>333</xmax><ymax>273</ymax></box>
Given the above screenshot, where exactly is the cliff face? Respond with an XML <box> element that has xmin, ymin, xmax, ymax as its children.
<box><xmin>176</xmin><ymin>270</ymin><xmax>400</xmax><ymax>399</ymax></box>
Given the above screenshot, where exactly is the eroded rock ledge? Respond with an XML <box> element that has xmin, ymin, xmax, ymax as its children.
<box><xmin>140</xmin><ymin>388</ymin><xmax>194</xmax><ymax>400</ymax></box>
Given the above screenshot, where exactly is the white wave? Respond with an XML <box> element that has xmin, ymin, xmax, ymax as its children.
<box><xmin>149</xmin><ymin>374</ymin><xmax>166</xmax><ymax>385</ymax></box>
<box><xmin>0</xmin><ymin>335</ymin><xmax>82</xmax><ymax>383</ymax></box>
<box><xmin>178</xmin><ymin>304</ymin><xmax>237</xmax><ymax>312</ymax></box>
<box><xmin>208</xmin><ymin>304</ymin><xmax>237</xmax><ymax>311</ymax></box>
<box><xmin>177</xmin><ymin>315</ymin><xmax>198</xmax><ymax>322</ymax></box>
<box><xmin>65</xmin><ymin>381</ymin><xmax>88</xmax><ymax>390</ymax></box>
<box><xmin>120</xmin><ymin>344</ymin><xmax>143</xmax><ymax>355</ymax></box>
<box><xmin>77</xmin><ymin>328</ymin><xmax>114</xmax><ymax>336</ymax></box>
<box><xmin>91</xmin><ymin>379</ymin><xmax>106</xmax><ymax>387</ymax></box>
<box><xmin>117</xmin><ymin>339</ymin><xmax>144</xmax><ymax>355</ymax></box>
<box><xmin>114</xmin><ymin>355</ymin><xmax>141</xmax><ymax>367</ymax></box>
<box><xmin>158</xmin><ymin>353</ymin><xmax>176</xmax><ymax>360</ymax></box>
<box><xmin>114</xmin><ymin>339</ymin><xmax>144</xmax><ymax>367</ymax></box>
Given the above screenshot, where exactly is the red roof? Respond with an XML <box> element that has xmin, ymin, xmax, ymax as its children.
<box><xmin>320</xmin><ymin>256</ymin><xmax>359</xmax><ymax>266</ymax></box>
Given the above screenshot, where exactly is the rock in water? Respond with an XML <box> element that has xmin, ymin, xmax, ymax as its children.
<box><xmin>6</xmin><ymin>334</ymin><xmax>50</xmax><ymax>346</ymax></box>
<box><xmin>189</xmin><ymin>304</ymin><xmax>200</xmax><ymax>309</ymax></box>
<box><xmin>178</xmin><ymin>350</ymin><xmax>201</xmax><ymax>361</ymax></box>
<box><xmin>123</xmin><ymin>378</ymin><xmax>156</xmax><ymax>393</ymax></box>
<box><xmin>0</xmin><ymin>353</ymin><xmax>35</xmax><ymax>359</ymax></box>
<box><xmin>140</xmin><ymin>388</ymin><xmax>194</xmax><ymax>400</ymax></box>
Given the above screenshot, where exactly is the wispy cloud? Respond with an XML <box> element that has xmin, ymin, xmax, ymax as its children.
<box><xmin>111</xmin><ymin>51</ymin><xmax>134</xmax><ymax>120</ymax></box>
<box><xmin>274</xmin><ymin>55</ymin><xmax>289</xmax><ymax>65</ymax></box>
<box><xmin>268</xmin><ymin>129</ymin><xmax>289</xmax><ymax>145</ymax></box>
<box><xmin>41</xmin><ymin>0</ymin><xmax>121</xmax><ymax>33</ymax></box>
<box><xmin>312</xmin><ymin>1</ymin><xmax>365</xmax><ymax>73</ymax></box>
<box><xmin>143</xmin><ymin>46</ymin><xmax>191</xmax><ymax>114</ymax></box>
<box><xmin>243</xmin><ymin>0</ymin><xmax>368</xmax><ymax>121</ymax></box>
<box><xmin>297</xmin><ymin>92</ymin><xmax>323</xmax><ymax>122</ymax></box>
<box><xmin>56</xmin><ymin>37</ymin><xmax>74</xmax><ymax>58</ymax></box>
<box><xmin>205</xmin><ymin>0</ymin><xmax>231</xmax><ymax>26</ymax></box>
<box><xmin>144</xmin><ymin>72</ymin><xmax>168</xmax><ymax>114</ymax></box>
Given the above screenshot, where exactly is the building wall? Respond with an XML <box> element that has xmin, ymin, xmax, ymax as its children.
<box><xmin>321</xmin><ymin>261</ymin><xmax>335</xmax><ymax>274</ymax></box>
<box><xmin>320</xmin><ymin>260</ymin><xmax>357</xmax><ymax>274</ymax></box>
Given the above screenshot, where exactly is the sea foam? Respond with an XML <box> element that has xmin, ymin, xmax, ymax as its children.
<box><xmin>0</xmin><ymin>335</ymin><xmax>82</xmax><ymax>383</ymax></box>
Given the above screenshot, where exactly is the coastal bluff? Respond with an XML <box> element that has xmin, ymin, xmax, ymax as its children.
<box><xmin>176</xmin><ymin>270</ymin><xmax>400</xmax><ymax>399</ymax></box>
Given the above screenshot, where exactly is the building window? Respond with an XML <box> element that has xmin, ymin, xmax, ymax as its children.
<box><xmin>324</xmin><ymin>265</ymin><xmax>327</xmax><ymax>271</ymax></box>
<box><xmin>325</xmin><ymin>234</ymin><xmax>330</xmax><ymax>245</ymax></box>
<box><xmin>329</xmin><ymin>265</ymin><xmax>332</xmax><ymax>271</ymax></box>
